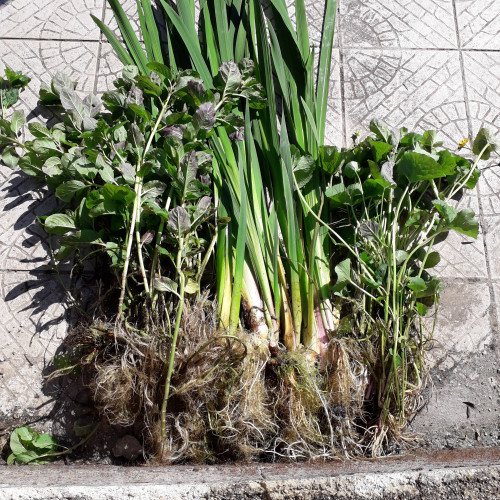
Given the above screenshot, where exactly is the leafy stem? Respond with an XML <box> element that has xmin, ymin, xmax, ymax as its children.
<box><xmin>161</xmin><ymin>237</ymin><xmax>185</xmax><ymax>440</ymax></box>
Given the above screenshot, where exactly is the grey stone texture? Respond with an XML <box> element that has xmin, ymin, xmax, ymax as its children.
<box><xmin>0</xmin><ymin>0</ymin><xmax>499</xmax><ymax>451</ymax></box>
<box><xmin>0</xmin><ymin>448</ymin><xmax>500</xmax><ymax>498</ymax></box>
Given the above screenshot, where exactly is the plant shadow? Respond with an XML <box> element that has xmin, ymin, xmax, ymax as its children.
<box><xmin>0</xmin><ymin>168</ymin><xmax>103</xmax><ymax>455</ymax></box>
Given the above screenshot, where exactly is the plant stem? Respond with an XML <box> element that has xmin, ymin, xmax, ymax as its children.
<box><xmin>117</xmin><ymin>175</ymin><xmax>141</xmax><ymax>321</ymax></box>
<box><xmin>25</xmin><ymin>423</ymin><xmax>101</xmax><ymax>463</ymax></box>
<box><xmin>161</xmin><ymin>238</ymin><xmax>185</xmax><ymax>440</ymax></box>
<box><xmin>134</xmin><ymin>178</ymin><xmax>150</xmax><ymax>295</ymax></box>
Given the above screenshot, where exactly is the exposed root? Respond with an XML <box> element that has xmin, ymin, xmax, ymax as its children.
<box><xmin>62</xmin><ymin>294</ymin><xmax>428</xmax><ymax>462</ymax></box>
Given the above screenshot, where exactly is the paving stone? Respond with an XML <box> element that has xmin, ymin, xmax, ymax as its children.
<box><xmin>343</xmin><ymin>49</ymin><xmax>468</xmax><ymax>149</ymax></box>
<box><xmin>0</xmin><ymin>39</ymin><xmax>99</xmax><ymax>114</ymax></box>
<box><xmin>0</xmin><ymin>0</ymin><xmax>104</xmax><ymax>41</ymax></box>
<box><xmin>95</xmin><ymin>42</ymin><xmax>125</xmax><ymax>93</ymax></box>
<box><xmin>340</xmin><ymin>0</ymin><xmax>457</xmax><ymax>49</ymax></box>
<box><xmin>0</xmin><ymin>269</ymin><xmax>68</xmax><ymax>423</ymax></box>
<box><xmin>483</xmin><ymin>216</ymin><xmax>500</xmax><ymax>279</ymax></box>
<box><xmin>427</xmin><ymin>281</ymin><xmax>492</xmax><ymax>371</ymax></box>
<box><xmin>0</xmin><ymin>39</ymin><xmax>98</xmax><ymax>424</ymax></box>
<box><xmin>456</xmin><ymin>0</ymin><xmax>500</xmax><ymax>50</ymax></box>
<box><xmin>463</xmin><ymin>51</ymin><xmax>500</xmax><ymax>217</ymax></box>
<box><xmin>324</xmin><ymin>49</ymin><xmax>343</xmax><ymax>146</ymax></box>
<box><xmin>287</xmin><ymin>0</ymin><xmax>340</xmax><ymax>48</ymax></box>
<box><xmin>0</xmin><ymin>39</ymin><xmax>100</xmax><ymax>270</ymax></box>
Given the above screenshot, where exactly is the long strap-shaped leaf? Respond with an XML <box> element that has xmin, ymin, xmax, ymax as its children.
<box><xmin>214</xmin><ymin>0</ymin><xmax>232</xmax><ymax>62</ymax></box>
<box><xmin>316</xmin><ymin>0</ymin><xmax>337</xmax><ymax>145</ymax></box>
<box><xmin>201</xmin><ymin>3</ymin><xmax>221</xmax><ymax>75</ymax></box>
<box><xmin>91</xmin><ymin>15</ymin><xmax>134</xmax><ymax>68</ymax></box>
<box><xmin>140</xmin><ymin>0</ymin><xmax>164</xmax><ymax>64</ymax></box>
<box><xmin>159</xmin><ymin>0</ymin><xmax>213</xmax><ymax>86</ymax></box>
<box><xmin>228</xmin><ymin>150</ymin><xmax>247</xmax><ymax>335</ymax></box>
<box><xmin>294</xmin><ymin>0</ymin><xmax>310</xmax><ymax>61</ymax></box>
<box><xmin>106</xmin><ymin>0</ymin><xmax>149</xmax><ymax>74</ymax></box>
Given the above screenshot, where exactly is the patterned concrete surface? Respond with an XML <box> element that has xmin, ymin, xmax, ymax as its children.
<box><xmin>0</xmin><ymin>0</ymin><xmax>498</xmax><ymax>447</ymax></box>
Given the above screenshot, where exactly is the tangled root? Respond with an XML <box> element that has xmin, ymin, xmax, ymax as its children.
<box><xmin>65</xmin><ymin>295</ymin><xmax>424</xmax><ymax>462</ymax></box>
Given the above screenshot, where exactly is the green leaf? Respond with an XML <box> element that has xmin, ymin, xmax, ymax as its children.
<box><xmin>73</xmin><ymin>422</ymin><xmax>96</xmax><ymax>438</ymax></box>
<box><xmin>316</xmin><ymin>0</ymin><xmax>337</xmax><ymax>144</ymax></box>
<box><xmin>60</xmin><ymin>88</ymin><xmax>97</xmax><ymax>131</ymax></box>
<box><xmin>326</xmin><ymin>182</ymin><xmax>362</xmax><ymax>207</ymax></box>
<box><xmin>142</xmin><ymin>180</ymin><xmax>166</xmax><ymax>201</ymax></box>
<box><xmin>32</xmin><ymin>137</ymin><xmax>59</xmax><ymax>153</ymax></box>
<box><xmin>472</xmin><ymin>128</ymin><xmax>500</xmax><ymax>160</ymax></box>
<box><xmin>8</xmin><ymin>426</ymin><xmax>58</xmax><ymax>465</ymax></box>
<box><xmin>32</xmin><ymin>433</ymin><xmax>58</xmax><ymax>450</ymax></box>
<box><xmin>11</xmin><ymin>110</ymin><xmax>26</xmax><ymax>135</ymax></box>
<box><xmin>320</xmin><ymin>145</ymin><xmax>344</xmax><ymax>174</ymax></box>
<box><xmin>167</xmin><ymin>206</ymin><xmax>191</xmax><ymax>235</ymax></box>
<box><xmin>56</xmin><ymin>180</ymin><xmax>87</xmax><ymax>202</ymax></box>
<box><xmin>369</xmin><ymin>139</ymin><xmax>393</xmax><ymax>162</ymax></box>
<box><xmin>136</xmin><ymin>75</ymin><xmax>162</xmax><ymax>96</ymax></box>
<box><xmin>0</xmin><ymin>118</ymin><xmax>13</xmax><ymax>137</ymax></box>
<box><xmin>44</xmin><ymin>214</ymin><xmax>77</xmax><ymax>235</ymax></box>
<box><xmin>39</xmin><ymin>83</ymin><xmax>60</xmax><ymax>106</ymax></box>
<box><xmin>293</xmin><ymin>154</ymin><xmax>315</xmax><ymax>189</ymax></box>
<box><xmin>129</xmin><ymin>103</ymin><xmax>151</xmax><ymax>121</ymax></box>
<box><xmin>104</xmin><ymin>0</ymin><xmax>149</xmax><ymax>74</ymax></box>
<box><xmin>408</xmin><ymin>277</ymin><xmax>426</xmax><ymax>293</ymax></box>
<box><xmin>217</xmin><ymin>61</ymin><xmax>242</xmax><ymax>93</ymax></box>
<box><xmin>159</xmin><ymin>0</ymin><xmax>213</xmax><ymax>86</ymax></box>
<box><xmin>359</xmin><ymin>220</ymin><xmax>380</xmax><ymax>240</ymax></box>
<box><xmin>1</xmin><ymin>88</ymin><xmax>19</xmax><ymax>108</ymax></box>
<box><xmin>52</xmin><ymin>72</ymin><xmax>74</xmax><ymax>95</ymax></box>
<box><xmin>415</xmin><ymin>302</ymin><xmax>428</xmax><ymax>315</ymax></box>
<box><xmin>395</xmin><ymin>250</ymin><xmax>409</xmax><ymax>265</ymax></box>
<box><xmin>370</xmin><ymin>119</ymin><xmax>391</xmax><ymax>142</ymax></box>
<box><xmin>433</xmin><ymin>200</ymin><xmax>479</xmax><ymax>238</ymax></box>
<box><xmin>398</xmin><ymin>152</ymin><xmax>454</xmax><ymax>181</ymax></box>
<box><xmin>5</xmin><ymin>67</ymin><xmax>30</xmax><ymax>88</ymax></box>
<box><xmin>60</xmin><ymin>230</ymin><xmax>102</xmax><ymax>248</ymax></box>
<box><xmin>153</xmin><ymin>276</ymin><xmax>179</xmax><ymax>295</ymax></box>
<box><xmin>146</xmin><ymin>62</ymin><xmax>171</xmax><ymax>80</ymax></box>
<box><xmin>422</xmin><ymin>130</ymin><xmax>442</xmax><ymax>150</ymax></box>
<box><xmin>333</xmin><ymin>258</ymin><xmax>351</xmax><ymax>292</ymax></box>
<box><xmin>415</xmin><ymin>276</ymin><xmax>442</xmax><ymax>298</ymax></box>
<box><xmin>192</xmin><ymin>196</ymin><xmax>212</xmax><ymax>225</ymax></box>
<box><xmin>450</xmin><ymin>208</ymin><xmax>479</xmax><ymax>238</ymax></box>
<box><xmin>1</xmin><ymin>147</ymin><xmax>19</xmax><ymax>169</ymax></box>
<box><xmin>28</xmin><ymin>122</ymin><xmax>51</xmax><ymax>139</ymax></box>
<box><xmin>422</xmin><ymin>251</ymin><xmax>440</xmax><ymax>269</ymax></box>
<box><xmin>184</xmin><ymin>278</ymin><xmax>200</xmax><ymax>295</ymax></box>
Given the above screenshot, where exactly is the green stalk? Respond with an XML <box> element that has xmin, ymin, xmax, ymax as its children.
<box><xmin>135</xmin><ymin>178</ymin><xmax>150</xmax><ymax>295</ymax></box>
<box><xmin>118</xmin><ymin>172</ymin><xmax>141</xmax><ymax>320</ymax></box>
<box><xmin>228</xmin><ymin>154</ymin><xmax>247</xmax><ymax>335</ymax></box>
<box><xmin>160</xmin><ymin>239</ymin><xmax>185</xmax><ymax>440</ymax></box>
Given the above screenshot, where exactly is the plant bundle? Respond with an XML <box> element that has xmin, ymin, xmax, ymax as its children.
<box><xmin>321</xmin><ymin>121</ymin><xmax>486</xmax><ymax>454</ymax></box>
<box><xmin>98</xmin><ymin>0</ymin><xmax>339</xmax><ymax>359</ymax></box>
<box><xmin>1</xmin><ymin>0</ymin><xmax>499</xmax><ymax>462</ymax></box>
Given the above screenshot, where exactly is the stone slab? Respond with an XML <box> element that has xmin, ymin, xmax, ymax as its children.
<box><xmin>456</xmin><ymin>0</ymin><xmax>500</xmax><ymax>50</ymax></box>
<box><xmin>484</xmin><ymin>216</ymin><xmax>500</xmax><ymax>279</ymax></box>
<box><xmin>339</xmin><ymin>0</ymin><xmax>457</xmax><ymax>49</ymax></box>
<box><xmin>463</xmin><ymin>51</ymin><xmax>500</xmax><ymax>220</ymax></box>
<box><xmin>0</xmin><ymin>0</ymin><xmax>104</xmax><ymax>41</ymax></box>
<box><xmin>342</xmin><ymin>49</ymin><xmax>468</xmax><ymax>149</ymax></box>
<box><xmin>0</xmin><ymin>456</ymin><xmax>499</xmax><ymax>499</ymax></box>
<box><xmin>0</xmin><ymin>38</ymin><xmax>99</xmax><ymax>425</ymax></box>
